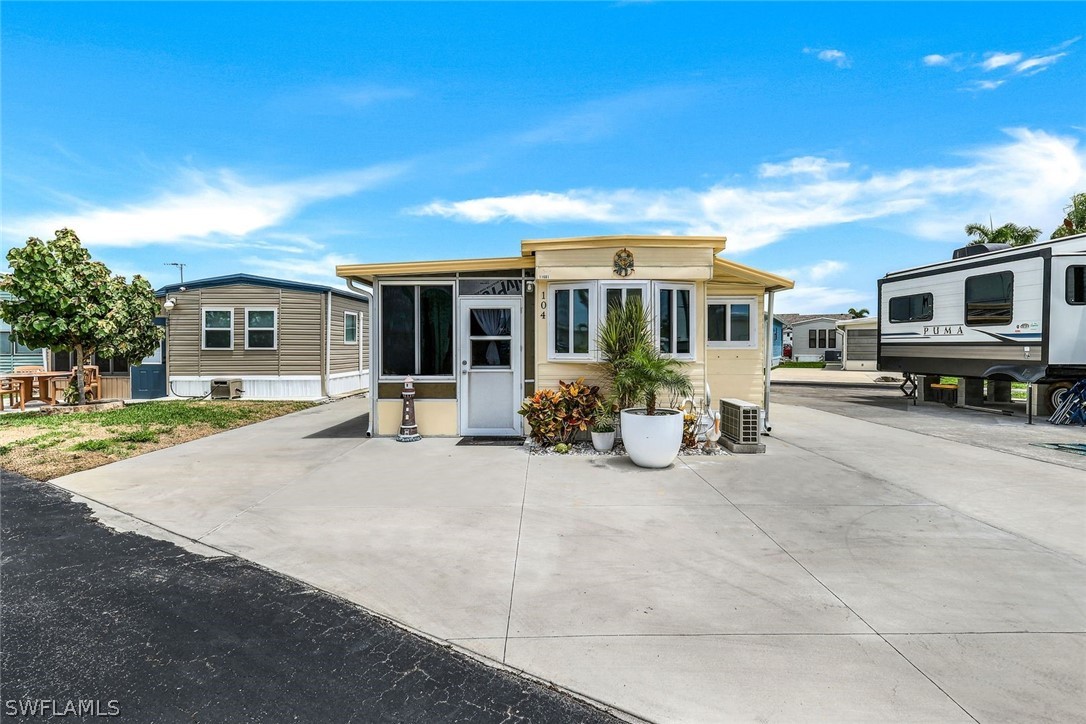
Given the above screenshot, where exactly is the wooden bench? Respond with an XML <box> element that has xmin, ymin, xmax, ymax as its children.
<box><xmin>929</xmin><ymin>383</ymin><xmax>958</xmax><ymax>406</ymax></box>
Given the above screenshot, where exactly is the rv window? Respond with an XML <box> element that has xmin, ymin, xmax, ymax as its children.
<box><xmin>888</xmin><ymin>293</ymin><xmax>933</xmax><ymax>323</ymax></box>
<box><xmin>809</xmin><ymin>330</ymin><xmax>817</xmax><ymax>348</ymax></box>
<box><xmin>1067</xmin><ymin>266</ymin><xmax>1086</xmax><ymax>305</ymax></box>
<box><xmin>965</xmin><ymin>271</ymin><xmax>1013</xmax><ymax>326</ymax></box>
<box><xmin>380</xmin><ymin>284</ymin><xmax>453</xmax><ymax>377</ymax></box>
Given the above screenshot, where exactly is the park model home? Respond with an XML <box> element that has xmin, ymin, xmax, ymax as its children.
<box><xmin>155</xmin><ymin>274</ymin><xmax>369</xmax><ymax>400</ymax></box>
<box><xmin>337</xmin><ymin>236</ymin><xmax>793</xmax><ymax>437</ymax></box>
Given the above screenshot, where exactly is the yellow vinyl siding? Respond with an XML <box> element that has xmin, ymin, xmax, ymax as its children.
<box><xmin>535</xmin><ymin>246</ymin><xmax>715</xmax><ymax>281</ymax></box>
<box><xmin>330</xmin><ymin>295</ymin><xmax>368</xmax><ymax>374</ymax></box>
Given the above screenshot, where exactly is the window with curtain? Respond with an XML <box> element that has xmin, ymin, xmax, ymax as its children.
<box><xmin>381</xmin><ymin>284</ymin><xmax>453</xmax><ymax>377</ymax></box>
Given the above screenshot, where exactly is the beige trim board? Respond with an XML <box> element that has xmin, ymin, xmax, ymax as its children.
<box><xmin>522</xmin><ymin>235</ymin><xmax>726</xmax><ymax>256</ymax></box>
<box><xmin>337</xmin><ymin>257</ymin><xmax>533</xmax><ymax>283</ymax></box>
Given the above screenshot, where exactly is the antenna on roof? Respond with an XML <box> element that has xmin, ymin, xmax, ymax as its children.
<box><xmin>164</xmin><ymin>262</ymin><xmax>186</xmax><ymax>284</ymax></box>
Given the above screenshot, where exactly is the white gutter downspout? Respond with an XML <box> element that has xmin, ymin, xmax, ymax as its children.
<box><xmin>321</xmin><ymin>291</ymin><xmax>331</xmax><ymax>399</ymax></box>
<box><xmin>762</xmin><ymin>290</ymin><xmax>775</xmax><ymax>434</ymax></box>
<box><xmin>346</xmin><ymin>278</ymin><xmax>375</xmax><ymax>437</ymax></box>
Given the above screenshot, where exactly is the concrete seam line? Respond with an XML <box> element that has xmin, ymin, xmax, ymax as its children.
<box><xmin>768</xmin><ymin>431</ymin><xmax>1086</xmax><ymax>567</ymax></box>
<box><xmin>501</xmin><ymin>451</ymin><xmax>532</xmax><ymax>665</ymax></box>
<box><xmin>194</xmin><ymin>433</ymin><xmax>371</xmax><ymax>542</ymax></box>
<box><xmin>682</xmin><ymin>460</ymin><xmax>982</xmax><ymax>724</ymax></box>
<box><xmin>38</xmin><ymin>476</ymin><xmax>645</xmax><ymax>724</ymax></box>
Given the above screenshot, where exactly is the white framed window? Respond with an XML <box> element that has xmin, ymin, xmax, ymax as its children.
<box><xmin>599</xmin><ymin>282</ymin><xmax>649</xmax><ymax>320</ymax></box>
<box><xmin>653</xmin><ymin>282</ymin><xmax>695</xmax><ymax>359</ymax></box>
<box><xmin>202</xmin><ymin>308</ymin><xmax>233</xmax><ymax>350</ymax></box>
<box><xmin>245</xmin><ymin>308</ymin><xmax>277</xmax><ymax>350</ymax></box>
<box><xmin>344</xmin><ymin>311</ymin><xmax>359</xmax><ymax>344</ymax></box>
<box><xmin>707</xmin><ymin>297</ymin><xmax>758</xmax><ymax>349</ymax></box>
<box><xmin>548</xmin><ymin>283</ymin><xmax>595</xmax><ymax>360</ymax></box>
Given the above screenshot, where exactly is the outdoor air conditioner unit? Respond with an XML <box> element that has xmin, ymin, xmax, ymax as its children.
<box><xmin>719</xmin><ymin>398</ymin><xmax>763</xmax><ymax>452</ymax></box>
<box><xmin>210</xmin><ymin>378</ymin><xmax>244</xmax><ymax>400</ymax></box>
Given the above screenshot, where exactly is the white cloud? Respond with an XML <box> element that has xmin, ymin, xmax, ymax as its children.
<box><xmin>413</xmin><ymin>128</ymin><xmax>1086</xmax><ymax>253</ymax></box>
<box><xmin>807</xmin><ymin>260</ymin><xmax>847</xmax><ymax>281</ymax></box>
<box><xmin>1015</xmin><ymin>53</ymin><xmax>1066</xmax><ymax>75</ymax></box>
<box><xmin>961</xmin><ymin>79</ymin><xmax>1005</xmax><ymax>92</ymax></box>
<box><xmin>922</xmin><ymin>53</ymin><xmax>958</xmax><ymax>67</ymax></box>
<box><xmin>759</xmin><ymin>157</ymin><xmax>850</xmax><ymax>179</ymax></box>
<box><xmin>980</xmin><ymin>51</ymin><xmax>1023</xmax><ymax>71</ymax></box>
<box><xmin>239</xmin><ymin>252</ymin><xmax>356</xmax><ymax>289</ymax></box>
<box><xmin>4</xmin><ymin>164</ymin><xmax>407</xmax><ymax>248</ymax></box>
<box><xmin>773</xmin><ymin>283</ymin><xmax>865</xmax><ymax>315</ymax></box>
<box><xmin>804</xmin><ymin>47</ymin><xmax>851</xmax><ymax>68</ymax></box>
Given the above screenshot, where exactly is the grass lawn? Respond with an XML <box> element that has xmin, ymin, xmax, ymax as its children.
<box><xmin>777</xmin><ymin>361</ymin><xmax>826</xmax><ymax>369</ymax></box>
<box><xmin>0</xmin><ymin>400</ymin><xmax>315</xmax><ymax>480</ymax></box>
<box><xmin>938</xmin><ymin>377</ymin><xmax>1029</xmax><ymax>400</ymax></box>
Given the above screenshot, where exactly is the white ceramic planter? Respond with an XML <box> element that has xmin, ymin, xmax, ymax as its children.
<box><xmin>591</xmin><ymin>431</ymin><xmax>615</xmax><ymax>452</ymax></box>
<box><xmin>620</xmin><ymin>408</ymin><xmax>683</xmax><ymax>468</ymax></box>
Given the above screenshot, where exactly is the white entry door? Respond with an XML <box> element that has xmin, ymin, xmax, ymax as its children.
<box><xmin>458</xmin><ymin>297</ymin><xmax>523</xmax><ymax>436</ymax></box>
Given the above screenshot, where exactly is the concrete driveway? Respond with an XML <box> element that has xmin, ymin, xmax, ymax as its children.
<box><xmin>51</xmin><ymin>396</ymin><xmax>1086</xmax><ymax>723</ymax></box>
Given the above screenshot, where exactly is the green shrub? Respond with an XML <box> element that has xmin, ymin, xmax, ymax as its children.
<box><xmin>519</xmin><ymin>378</ymin><xmax>602</xmax><ymax>446</ymax></box>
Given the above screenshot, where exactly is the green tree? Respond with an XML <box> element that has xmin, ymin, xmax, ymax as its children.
<box><xmin>847</xmin><ymin>307</ymin><xmax>869</xmax><ymax>318</ymax></box>
<box><xmin>596</xmin><ymin>298</ymin><xmax>692</xmax><ymax>415</ymax></box>
<box><xmin>1050</xmin><ymin>192</ymin><xmax>1086</xmax><ymax>239</ymax></box>
<box><xmin>964</xmin><ymin>221</ymin><xmax>1041</xmax><ymax>247</ymax></box>
<box><xmin>0</xmin><ymin>229</ymin><xmax>163</xmax><ymax>404</ymax></box>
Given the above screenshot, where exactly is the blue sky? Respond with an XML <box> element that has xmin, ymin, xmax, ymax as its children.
<box><xmin>3</xmin><ymin>2</ymin><xmax>1084</xmax><ymax>313</ymax></box>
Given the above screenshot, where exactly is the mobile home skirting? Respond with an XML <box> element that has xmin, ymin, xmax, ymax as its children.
<box><xmin>169</xmin><ymin>371</ymin><xmax>369</xmax><ymax>400</ymax></box>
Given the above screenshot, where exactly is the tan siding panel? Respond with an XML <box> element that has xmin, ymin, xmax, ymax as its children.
<box><xmin>329</xmin><ymin>295</ymin><xmax>367</xmax><ymax>373</ymax></box>
<box><xmin>99</xmin><ymin>376</ymin><xmax>131</xmax><ymax>400</ymax></box>
<box><xmin>279</xmin><ymin>290</ymin><xmax>321</xmax><ymax>375</ymax></box>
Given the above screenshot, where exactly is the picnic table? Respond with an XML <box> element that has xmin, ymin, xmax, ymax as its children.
<box><xmin>0</xmin><ymin>371</ymin><xmax>73</xmax><ymax>411</ymax></box>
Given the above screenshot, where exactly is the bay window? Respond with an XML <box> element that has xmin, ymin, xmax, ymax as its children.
<box><xmin>655</xmin><ymin>283</ymin><xmax>694</xmax><ymax>358</ymax></box>
<box><xmin>549</xmin><ymin>283</ymin><xmax>594</xmax><ymax>360</ymax></box>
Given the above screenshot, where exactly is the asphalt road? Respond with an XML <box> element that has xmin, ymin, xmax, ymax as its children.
<box><xmin>0</xmin><ymin>471</ymin><xmax>619</xmax><ymax>723</ymax></box>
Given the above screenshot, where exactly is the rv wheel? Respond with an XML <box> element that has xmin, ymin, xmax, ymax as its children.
<box><xmin>1047</xmin><ymin>382</ymin><xmax>1074</xmax><ymax>412</ymax></box>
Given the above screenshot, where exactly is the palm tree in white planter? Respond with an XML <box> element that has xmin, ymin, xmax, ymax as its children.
<box><xmin>597</xmin><ymin>300</ymin><xmax>693</xmax><ymax>468</ymax></box>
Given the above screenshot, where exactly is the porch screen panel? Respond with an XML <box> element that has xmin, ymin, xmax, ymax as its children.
<box><xmin>420</xmin><ymin>286</ymin><xmax>453</xmax><ymax>376</ymax></box>
<box><xmin>381</xmin><ymin>286</ymin><xmax>415</xmax><ymax>376</ymax></box>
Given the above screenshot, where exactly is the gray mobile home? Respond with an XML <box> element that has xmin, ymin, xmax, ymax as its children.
<box><xmin>782</xmin><ymin>314</ymin><xmax>851</xmax><ymax>361</ymax></box>
<box><xmin>156</xmin><ymin>274</ymin><xmax>369</xmax><ymax>400</ymax></box>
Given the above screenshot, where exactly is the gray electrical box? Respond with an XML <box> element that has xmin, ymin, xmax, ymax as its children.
<box><xmin>210</xmin><ymin>378</ymin><xmax>243</xmax><ymax>400</ymax></box>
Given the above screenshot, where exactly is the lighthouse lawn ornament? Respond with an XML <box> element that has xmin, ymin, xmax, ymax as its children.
<box><xmin>397</xmin><ymin>376</ymin><xmax>422</xmax><ymax>442</ymax></box>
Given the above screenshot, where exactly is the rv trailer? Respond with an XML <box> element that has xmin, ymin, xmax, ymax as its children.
<box><xmin>878</xmin><ymin>233</ymin><xmax>1086</xmax><ymax>411</ymax></box>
